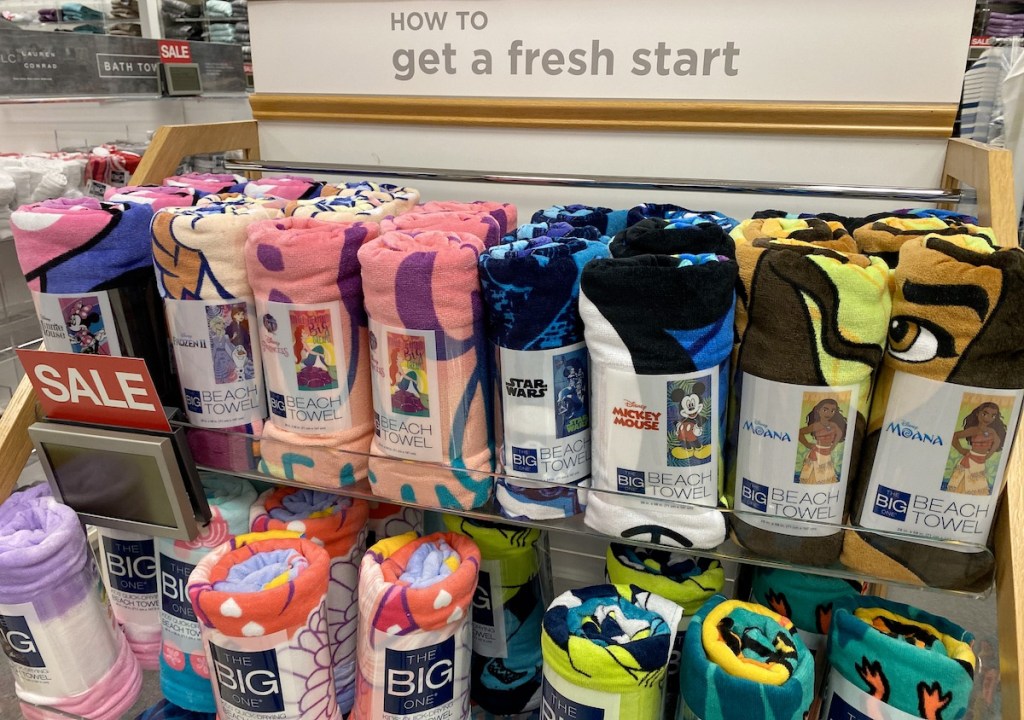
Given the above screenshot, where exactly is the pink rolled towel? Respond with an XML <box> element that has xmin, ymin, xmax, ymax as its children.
<box><xmin>162</xmin><ymin>172</ymin><xmax>245</xmax><ymax>196</ymax></box>
<box><xmin>244</xmin><ymin>216</ymin><xmax>379</xmax><ymax>486</ymax></box>
<box><xmin>416</xmin><ymin>200</ymin><xmax>517</xmax><ymax>237</ymax></box>
<box><xmin>358</xmin><ymin>230</ymin><xmax>494</xmax><ymax>510</ymax></box>
<box><xmin>243</xmin><ymin>174</ymin><xmax>323</xmax><ymax>200</ymax></box>
<box><xmin>381</xmin><ymin>210</ymin><xmax>503</xmax><ymax>247</ymax></box>
<box><xmin>103</xmin><ymin>184</ymin><xmax>198</xmax><ymax>209</ymax></box>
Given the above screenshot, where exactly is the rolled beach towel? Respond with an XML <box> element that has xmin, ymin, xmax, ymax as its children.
<box><xmin>381</xmin><ymin>210</ymin><xmax>503</xmax><ymax>247</ymax></box>
<box><xmin>731</xmin><ymin>216</ymin><xmax>858</xmax><ymax>252</ymax></box>
<box><xmin>730</xmin><ymin>240</ymin><xmax>890</xmax><ymax>566</ymax></box>
<box><xmin>823</xmin><ymin>595</ymin><xmax>975</xmax><ymax>720</ymax></box>
<box><xmin>0</xmin><ymin>485</ymin><xmax>142</xmax><ymax>720</ymax></box>
<box><xmin>250</xmin><ymin>488</ymin><xmax>369</xmax><ymax>714</ymax></box>
<box><xmin>322</xmin><ymin>180</ymin><xmax>420</xmax><ymax>209</ymax></box>
<box><xmin>844</xmin><ymin>235</ymin><xmax>1024</xmax><ymax>590</ymax></box>
<box><xmin>532</xmin><ymin>204</ymin><xmax>626</xmax><ymax>237</ymax></box>
<box><xmin>187</xmin><ymin>532</ymin><xmax>339</xmax><ymax>720</ymax></box>
<box><xmin>243</xmin><ymin>175</ymin><xmax>323</xmax><ymax>200</ymax></box>
<box><xmin>420</xmin><ymin>200</ymin><xmax>516</xmax><ymax>236</ymax></box>
<box><xmin>541</xmin><ymin>584</ymin><xmax>681</xmax><ymax>720</ymax></box>
<box><xmin>505</xmin><ymin>221</ymin><xmax>606</xmax><ymax>243</ymax></box>
<box><xmin>606</xmin><ymin>544</ymin><xmax>724</xmax><ymax>719</ymax></box>
<box><xmin>580</xmin><ymin>254</ymin><xmax>736</xmax><ymax>550</ymax></box>
<box><xmin>678</xmin><ymin>595</ymin><xmax>814</xmax><ymax>720</ymax></box>
<box><xmin>367</xmin><ymin>501</ymin><xmax>423</xmax><ymax>544</ymax></box>
<box><xmin>850</xmin><ymin>214</ymin><xmax>996</xmax><ymax>267</ymax></box>
<box><xmin>157</xmin><ymin>474</ymin><xmax>257</xmax><ymax>713</ymax></box>
<box><xmin>95</xmin><ymin>528</ymin><xmax>161</xmax><ymax>670</ymax></box>
<box><xmin>443</xmin><ymin>516</ymin><xmax>548</xmax><ymax>715</ymax></box>
<box><xmin>352</xmin><ymin>531</ymin><xmax>481</xmax><ymax>720</ymax></box>
<box><xmin>610</xmin><ymin>218</ymin><xmax>735</xmax><ymax>260</ymax></box>
<box><xmin>153</xmin><ymin>201</ymin><xmax>281</xmax><ymax>470</ymax></box>
<box><xmin>359</xmin><ymin>230</ymin><xmax>495</xmax><ymax>510</ymax></box>
<box><xmin>163</xmin><ymin>172</ymin><xmax>246</xmax><ymax>196</ymax></box>
<box><xmin>244</xmin><ymin>216</ymin><xmax>378</xmax><ymax>486</ymax></box>
<box><xmin>289</xmin><ymin>182</ymin><xmax>419</xmax><ymax>221</ymax></box>
<box><xmin>104</xmin><ymin>184</ymin><xmax>199</xmax><ymax>209</ymax></box>
<box><xmin>626</xmin><ymin>203</ymin><xmax>739</xmax><ymax>232</ymax></box>
<box><xmin>480</xmin><ymin>236</ymin><xmax>610</xmax><ymax>519</ymax></box>
<box><xmin>133</xmin><ymin>699</ymin><xmax>215</xmax><ymax>720</ymax></box>
<box><xmin>11</xmin><ymin>196</ymin><xmax>180</xmax><ymax>404</ymax></box>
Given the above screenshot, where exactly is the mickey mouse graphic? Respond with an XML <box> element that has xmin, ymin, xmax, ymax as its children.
<box><xmin>671</xmin><ymin>382</ymin><xmax>710</xmax><ymax>460</ymax></box>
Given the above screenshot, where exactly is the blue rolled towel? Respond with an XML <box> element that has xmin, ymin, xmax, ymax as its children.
<box><xmin>531</xmin><ymin>204</ymin><xmax>628</xmax><ymax>237</ymax></box>
<box><xmin>480</xmin><ymin>235</ymin><xmax>609</xmax><ymax>519</ymax></box>
<box><xmin>626</xmin><ymin>203</ymin><xmax>739</xmax><ymax>232</ymax></box>
<box><xmin>134</xmin><ymin>699</ymin><xmax>216</xmax><ymax>720</ymax></box>
<box><xmin>503</xmin><ymin>221</ymin><xmax>608</xmax><ymax>243</ymax></box>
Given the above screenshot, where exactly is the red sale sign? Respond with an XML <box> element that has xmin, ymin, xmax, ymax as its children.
<box><xmin>18</xmin><ymin>350</ymin><xmax>171</xmax><ymax>433</ymax></box>
<box><xmin>158</xmin><ymin>39</ymin><xmax>192</xmax><ymax>64</ymax></box>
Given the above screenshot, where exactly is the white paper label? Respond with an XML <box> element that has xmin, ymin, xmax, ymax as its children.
<box><xmin>498</xmin><ymin>342</ymin><xmax>590</xmax><ymax>484</ymax></box>
<box><xmin>256</xmin><ymin>299</ymin><xmax>352</xmax><ymax>434</ymax></box>
<box><xmin>165</xmin><ymin>298</ymin><xmax>267</xmax><ymax>428</ymax></box>
<box><xmin>860</xmin><ymin>372</ymin><xmax>1023</xmax><ymax>547</ymax></box>
<box><xmin>33</xmin><ymin>290</ymin><xmax>123</xmax><ymax>356</ymax></box>
<box><xmin>369</xmin><ymin>319</ymin><xmax>442</xmax><ymax>463</ymax></box>
<box><xmin>471</xmin><ymin>560</ymin><xmax>508</xmax><ymax>658</ymax></box>
<box><xmin>375</xmin><ymin>626</ymin><xmax>469</xmax><ymax>720</ymax></box>
<box><xmin>98</xmin><ymin>529</ymin><xmax>159</xmax><ymax>621</ymax></box>
<box><xmin>822</xmin><ymin>669</ymin><xmax>920</xmax><ymax>720</ymax></box>
<box><xmin>735</xmin><ymin>374</ymin><xmax>859</xmax><ymax>537</ymax></box>
<box><xmin>541</xmin><ymin>666</ymin><xmax>620</xmax><ymax>720</ymax></box>
<box><xmin>591</xmin><ymin>364</ymin><xmax>721</xmax><ymax>509</ymax></box>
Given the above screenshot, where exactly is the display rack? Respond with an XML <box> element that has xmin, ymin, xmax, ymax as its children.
<box><xmin>0</xmin><ymin>119</ymin><xmax>1020</xmax><ymax>717</ymax></box>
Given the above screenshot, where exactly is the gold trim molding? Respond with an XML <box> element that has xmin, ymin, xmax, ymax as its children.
<box><xmin>249</xmin><ymin>94</ymin><xmax>957</xmax><ymax>138</ymax></box>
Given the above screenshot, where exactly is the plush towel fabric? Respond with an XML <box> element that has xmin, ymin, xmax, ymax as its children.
<box><xmin>0</xmin><ymin>485</ymin><xmax>142</xmax><ymax>720</ymax></box>
<box><xmin>96</xmin><ymin>528</ymin><xmax>161</xmax><ymax>670</ymax></box>
<box><xmin>731</xmin><ymin>217</ymin><xmax>858</xmax><ymax>253</ymax></box>
<box><xmin>157</xmin><ymin>474</ymin><xmax>257</xmax><ymax>713</ymax></box>
<box><xmin>244</xmin><ymin>216</ymin><xmax>379</xmax><ymax>486</ymax></box>
<box><xmin>420</xmin><ymin>200</ymin><xmax>516</xmax><ymax>236</ymax></box>
<box><xmin>133</xmin><ymin>699</ymin><xmax>216</xmax><ymax>720</ymax></box>
<box><xmin>367</xmin><ymin>501</ymin><xmax>423</xmax><ymax>545</ymax></box>
<box><xmin>610</xmin><ymin>218</ymin><xmax>735</xmax><ymax>260</ymax></box>
<box><xmin>480</xmin><ymin>236</ymin><xmax>609</xmax><ymax>519</ymax></box>
<box><xmin>844</xmin><ymin>235</ymin><xmax>1024</xmax><ymax>591</ymax></box>
<box><xmin>850</xmin><ymin>215</ymin><xmax>996</xmax><ymax>267</ymax></box>
<box><xmin>541</xmin><ymin>584</ymin><xmax>681</xmax><ymax>720</ymax></box>
<box><xmin>104</xmin><ymin>184</ymin><xmax>199</xmax><ymax>210</ymax></box>
<box><xmin>11</xmin><ymin>195</ymin><xmax>179</xmax><ymax>404</ymax></box>
<box><xmin>824</xmin><ymin>595</ymin><xmax>975</xmax><ymax>720</ymax></box>
<box><xmin>163</xmin><ymin>173</ymin><xmax>246</xmax><ymax>196</ymax></box>
<box><xmin>352</xmin><ymin>532</ymin><xmax>481</xmax><ymax>720</ymax></box>
<box><xmin>730</xmin><ymin>240</ymin><xmax>890</xmax><ymax>565</ymax></box>
<box><xmin>532</xmin><ymin>204</ymin><xmax>626</xmax><ymax>237</ymax></box>
<box><xmin>382</xmin><ymin>211</ymin><xmax>503</xmax><ymax>247</ymax></box>
<box><xmin>153</xmin><ymin>200</ymin><xmax>282</xmax><ymax>471</ymax></box>
<box><xmin>626</xmin><ymin>203</ymin><xmax>739</xmax><ymax>232</ymax></box>
<box><xmin>250</xmin><ymin>488</ymin><xmax>369</xmax><ymax>714</ymax></box>
<box><xmin>443</xmin><ymin>516</ymin><xmax>547</xmax><ymax>715</ymax></box>
<box><xmin>243</xmin><ymin>175</ymin><xmax>323</xmax><ymax>201</ymax></box>
<box><xmin>322</xmin><ymin>180</ymin><xmax>420</xmax><ymax>208</ymax></box>
<box><xmin>188</xmin><ymin>532</ymin><xmax>340</xmax><ymax>720</ymax></box>
<box><xmin>359</xmin><ymin>230</ymin><xmax>495</xmax><ymax>510</ymax></box>
<box><xmin>503</xmin><ymin>220</ymin><xmax>607</xmax><ymax>243</ymax></box>
<box><xmin>289</xmin><ymin>182</ymin><xmax>419</xmax><ymax>221</ymax></box>
<box><xmin>679</xmin><ymin>595</ymin><xmax>814</xmax><ymax>720</ymax></box>
<box><xmin>580</xmin><ymin>254</ymin><xmax>735</xmax><ymax>550</ymax></box>
<box><xmin>606</xmin><ymin>545</ymin><xmax>724</xmax><ymax>719</ymax></box>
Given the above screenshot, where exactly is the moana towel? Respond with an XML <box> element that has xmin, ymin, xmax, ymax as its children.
<box><xmin>678</xmin><ymin>595</ymin><xmax>814</xmax><ymax>720</ymax></box>
<box><xmin>730</xmin><ymin>240</ymin><xmax>890</xmax><ymax>566</ymax></box>
<box><xmin>541</xmin><ymin>584</ymin><xmax>681</xmax><ymax>720</ymax></box>
<box><xmin>419</xmin><ymin>200</ymin><xmax>516</xmax><ymax>236</ymax></box>
<box><xmin>443</xmin><ymin>516</ymin><xmax>548</xmax><ymax>715</ymax></box>
<box><xmin>250</xmin><ymin>488</ymin><xmax>369</xmax><ymax>714</ymax></box>
<box><xmin>244</xmin><ymin>217</ymin><xmax>379</xmax><ymax>486</ymax></box>
<box><xmin>188</xmin><ymin>532</ymin><xmax>340</xmax><ymax>720</ymax></box>
<box><xmin>359</xmin><ymin>231</ymin><xmax>494</xmax><ymax>510</ymax></box>
<box><xmin>824</xmin><ymin>595</ymin><xmax>975</xmax><ymax>720</ymax></box>
<box><xmin>352</xmin><ymin>532</ymin><xmax>481</xmax><ymax>720</ymax></box>
<box><xmin>844</xmin><ymin>235</ymin><xmax>1024</xmax><ymax>591</ymax></box>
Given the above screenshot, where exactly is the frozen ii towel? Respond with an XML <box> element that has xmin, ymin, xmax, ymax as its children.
<box><xmin>419</xmin><ymin>200</ymin><xmax>516</xmax><ymax>236</ymax></box>
<box><xmin>157</xmin><ymin>474</ymin><xmax>257</xmax><ymax>713</ymax></box>
<box><xmin>532</xmin><ymin>204</ymin><xmax>626</xmax><ymax>237</ymax></box>
<box><xmin>163</xmin><ymin>173</ymin><xmax>246</xmax><ymax>196</ymax></box>
<box><xmin>359</xmin><ymin>230</ymin><xmax>495</xmax><ymax>510</ymax></box>
<box><xmin>352</xmin><ymin>531</ymin><xmax>481</xmax><ymax>720</ymax></box>
<box><xmin>381</xmin><ymin>210</ymin><xmax>503</xmax><ymax>247</ymax></box>
<box><xmin>250</xmin><ymin>488</ymin><xmax>369</xmax><ymax>714</ymax></box>
<box><xmin>96</xmin><ymin>528</ymin><xmax>161</xmax><ymax>670</ymax></box>
<box><xmin>580</xmin><ymin>254</ymin><xmax>736</xmax><ymax>550</ymax></box>
<box><xmin>188</xmin><ymin>532</ymin><xmax>341</xmax><ymax>720</ymax></box>
<box><xmin>625</xmin><ymin>203</ymin><xmax>739</xmax><ymax>232</ymax></box>
<box><xmin>152</xmin><ymin>200</ymin><xmax>282</xmax><ymax>471</ymax></box>
<box><xmin>243</xmin><ymin>175</ymin><xmax>323</xmax><ymax>201</ymax></box>
<box><xmin>244</xmin><ymin>217</ymin><xmax>379</xmax><ymax>486</ymax></box>
<box><xmin>0</xmin><ymin>485</ymin><xmax>141</xmax><ymax>720</ymax></box>
<box><xmin>479</xmin><ymin>235</ymin><xmax>610</xmax><ymax>520</ymax></box>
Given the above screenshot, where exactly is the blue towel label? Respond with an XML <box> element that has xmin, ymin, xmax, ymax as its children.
<box><xmin>860</xmin><ymin>370</ymin><xmax>1023</xmax><ymax>545</ymax></box>
<box><xmin>384</xmin><ymin>636</ymin><xmax>456</xmax><ymax>716</ymax></box>
<box><xmin>101</xmin><ymin>533</ymin><xmax>158</xmax><ymax>599</ymax></box>
<box><xmin>541</xmin><ymin>677</ymin><xmax>606</xmax><ymax>720</ymax></box>
<box><xmin>211</xmin><ymin>644</ymin><xmax>285</xmax><ymax>715</ymax></box>
<box><xmin>0</xmin><ymin>614</ymin><xmax>44</xmax><ymax>668</ymax></box>
<box><xmin>159</xmin><ymin>552</ymin><xmax>203</xmax><ymax>655</ymax></box>
<box><xmin>32</xmin><ymin>291</ymin><xmax>123</xmax><ymax>356</ymax></box>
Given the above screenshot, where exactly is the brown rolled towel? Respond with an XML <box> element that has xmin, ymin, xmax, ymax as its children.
<box><xmin>851</xmin><ymin>214</ymin><xmax>996</xmax><ymax>268</ymax></box>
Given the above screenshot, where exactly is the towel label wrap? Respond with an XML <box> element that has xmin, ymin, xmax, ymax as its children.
<box><xmin>472</xmin><ymin>562</ymin><xmax>508</xmax><ymax>658</ymax></box>
<box><xmin>99</xmin><ymin>530</ymin><xmax>158</xmax><ymax>616</ymax></box>
<box><xmin>368</xmin><ymin>320</ymin><xmax>443</xmax><ymax>463</ymax></box>
<box><xmin>541</xmin><ymin>666</ymin><xmax>619</xmax><ymax>719</ymax></box>
<box><xmin>496</xmin><ymin>342</ymin><xmax>591</xmax><ymax>484</ymax></box>
<box><xmin>591</xmin><ymin>363</ymin><xmax>721</xmax><ymax>510</ymax></box>
<box><xmin>160</xmin><ymin>553</ymin><xmax>203</xmax><ymax>655</ymax></box>
<box><xmin>256</xmin><ymin>299</ymin><xmax>352</xmax><ymax>434</ymax></box>
<box><xmin>33</xmin><ymin>290</ymin><xmax>123</xmax><ymax>356</ymax></box>
<box><xmin>379</xmin><ymin>635</ymin><xmax>463</xmax><ymax>719</ymax></box>
<box><xmin>165</xmin><ymin>298</ymin><xmax>267</xmax><ymax>428</ymax></box>
<box><xmin>822</xmin><ymin>668</ymin><xmax>919</xmax><ymax>720</ymax></box>
<box><xmin>860</xmin><ymin>370</ymin><xmax>1023</xmax><ymax>547</ymax></box>
<box><xmin>735</xmin><ymin>374</ymin><xmax>859</xmax><ymax>537</ymax></box>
